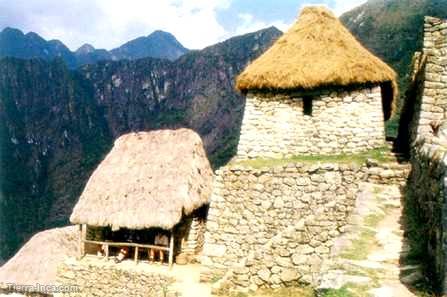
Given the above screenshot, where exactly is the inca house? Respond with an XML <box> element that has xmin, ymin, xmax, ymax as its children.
<box><xmin>3</xmin><ymin>4</ymin><xmax>447</xmax><ymax>297</ymax></box>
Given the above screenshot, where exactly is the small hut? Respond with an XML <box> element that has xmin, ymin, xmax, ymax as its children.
<box><xmin>235</xmin><ymin>6</ymin><xmax>398</xmax><ymax>159</ymax></box>
<box><xmin>70</xmin><ymin>129</ymin><xmax>213</xmax><ymax>267</ymax></box>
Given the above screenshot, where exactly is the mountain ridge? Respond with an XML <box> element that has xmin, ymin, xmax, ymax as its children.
<box><xmin>0</xmin><ymin>27</ymin><xmax>189</xmax><ymax>67</ymax></box>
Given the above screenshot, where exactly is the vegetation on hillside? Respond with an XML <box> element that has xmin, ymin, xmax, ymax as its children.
<box><xmin>341</xmin><ymin>0</ymin><xmax>447</xmax><ymax>137</ymax></box>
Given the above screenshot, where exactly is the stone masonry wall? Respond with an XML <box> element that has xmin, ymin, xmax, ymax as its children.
<box><xmin>56</xmin><ymin>257</ymin><xmax>177</xmax><ymax>297</ymax></box>
<box><xmin>405</xmin><ymin>16</ymin><xmax>447</xmax><ymax>294</ymax></box>
<box><xmin>408</xmin><ymin>143</ymin><xmax>447</xmax><ymax>292</ymax></box>
<box><xmin>201</xmin><ymin>162</ymin><xmax>366</xmax><ymax>291</ymax></box>
<box><xmin>177</xmin><ymin>215</ymin><xmax>207</xmax><ymax>263</ymax></box>
<box><xmin>409</xmin><ymin>17</ymin><xmax>447</xmax><ymax>144</ymax></box>
<box><xmin>236</xmin><ymin>86</ymin><xmax>385</xmax><ymax>159</ymax></box>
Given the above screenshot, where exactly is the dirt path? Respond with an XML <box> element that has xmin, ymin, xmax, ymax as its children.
<box><xmin>320</xmin><ymin>182</ymin><xmax>422</xmax><ymax>297</ymax></box>
<box><xmin>170</xmin><ymin>264</ymin><xmax>212</xmax><ymax>297</ymax></box>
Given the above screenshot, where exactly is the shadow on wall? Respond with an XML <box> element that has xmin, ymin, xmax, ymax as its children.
<box><xmin>395</xmin><ymin>52</ymin><xmax>427</xmax><ymax>157</ymax></box>
<box><xmin>400</xmin><ymin>155</ymin><xmax>443</xmax><ymax>295</ymax></box>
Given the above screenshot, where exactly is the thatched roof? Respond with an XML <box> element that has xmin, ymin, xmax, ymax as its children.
<box><xmin>0</xmin><ymin>226</ymin><xmax>78</xmax><ymax>290</ymax></box>
<box><xmin>70</xmin><ymin>129</ymin><xmax>213</xmax><ymax>230</ymax></box>
<box><xmin>236</xmin><ymin>6</ymin><xmax>398</xmax><ymax>103</ymax></box>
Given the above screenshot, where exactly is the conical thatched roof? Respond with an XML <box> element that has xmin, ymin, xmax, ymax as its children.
<box><xmin>0</xmin><ymin>226</ymin><xmax>78</xmax><ymax>290</ymax></box>
<box><xmin>70</xmin><ymin>129</ymin><xmax>213</xmax><ymax>230</ymax></box>
<box><xmin>236</xmin><ymin>6</ymin><xmax>397</xmax><ymax>99</ymax></box>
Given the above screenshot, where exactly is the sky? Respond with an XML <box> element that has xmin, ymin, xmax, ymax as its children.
<box><xmin>0</xmin><ymin>0</ymin><xmax>366</xmax><ymax>51</ymax></box>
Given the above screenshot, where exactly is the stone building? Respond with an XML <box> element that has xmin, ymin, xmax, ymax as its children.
<box><xmin>235</xmin><ymin>6</ymin><xmax>397</xmax><ymax>159</ymax></box>
<box><xmin>200</xmin><ymin>6</ymin><xmax>399</xmax><ymax>292</ymax></box>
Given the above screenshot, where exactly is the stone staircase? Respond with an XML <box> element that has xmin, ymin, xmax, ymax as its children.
<box><xmin>319</xmin><ymin>163</ymin><xmax>424</xmax><ymax>297</ymax></box>
<box><xmin>365</xmin><ymin>152</ymin><xmax>411</xmax><ymax>186</ymax></box>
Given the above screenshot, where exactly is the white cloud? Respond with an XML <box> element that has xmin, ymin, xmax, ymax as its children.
<box><xmin>0</xmin><ymin>0</ymin><xmax>367</xmax><ymax>51</ymax></box>
<box><xmin>331</xmin><ymin>0</ymin><xmax>366</xmax><ymax>16</ymax></box>
<box><xmin>298</xmin><ymin>1</ymin><xmax>366</xmax><ymax>17</ymax></box>
<box><xmin>0</xmin><ymin>0</ymin><xmax>232</xmax><ymax>50</ymax></box>
<box><xmin>234</xmin><ymin>13</ymin><xmax>290</xmax><ymax>36</ymax></box>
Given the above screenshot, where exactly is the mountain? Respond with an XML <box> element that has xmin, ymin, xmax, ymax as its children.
<box><xmin>74</xmin><ymin>44</ymin><xmax>112</xmax><ymax>66</ymax></box>
<box><xmin>340</xmin><ymin>0</ymin><xmax>447</xmax><ymax>113</ymax></box>
<box><xmin>0</xmin><ymin>27</ymin><xmax>77</xmax><ymax>68</ymax></box>
<box><xmin>110</xmin><ymin>30</ymin><xmax>188</xmax><ymax>61</ymax></box>
<box><xmin>0</xmin><ymin>27</ymin><xmax>282</xmax><ymax>263</ymax></box>
<box><xmin>75</xmin><ymin>44</ymin><xmax>95</xmax><ymax>55</ymax></box>
<box><xmin>0</xmin><ymin>28</ymin><xmax>189</xmax><ymax>67</ymax></box>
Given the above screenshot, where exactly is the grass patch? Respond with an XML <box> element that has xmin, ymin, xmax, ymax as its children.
<box><xmin>225</xmin><ymin>287</ymin><xmax>315</xmax><ymax>297</ymax></box>
<box><xmin>340</xmin><ymin>228</ymin><xmax>377</xmax><ymax>261</ymax></box>
<box><xmin>319</xmin><ymin>287</ymin><xmax>354</xmax><ymax>297</ymax></box>
<box><xmin>210</xmin><ymin>274</ymin><xmax>223</xmax><ymax>284</ymax></box>
<box><xmin>385</xmin><ymin>116</ymin><xmax>400</xmax><ymax>139</ymax></box>
<box><xmin>234</xmin><ymin>147</ymin><xmax>394</xmax><ymax>169</ymax></box>
<box><xmin>364</xmin><ymin>214</ymin><xmax>384</xmax><ymax>228</ymax></box>
<box><xmin>223</xmin><ymin>286</ymin><xmax>373</xmax><ymax>297</ymax></box>
<box><xmin>340</xmin><ymin>213</ymin><xmax>384</xmax><ymax>261</ymax></box>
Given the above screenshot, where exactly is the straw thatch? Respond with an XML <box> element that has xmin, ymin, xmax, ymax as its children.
<box><xmin>236</xmin><ymin>6</ymin><xmax>398</xmax><ymax>103</ymax></box>
<box><xmin>70</xmin><ymin>129</ymin><xmax>213</xmax><ymax>230</ymax></box>
<box><xmin>0</xmin><ymin>226</ymin><xmax>78</xmax><ymax>290</ymax></box>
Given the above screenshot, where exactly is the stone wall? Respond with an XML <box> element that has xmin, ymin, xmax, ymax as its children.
<box><xmin>408</xmin><ymin>143</ymin><xmax>447</xmax><ymax>292</ymax></box>
<box><xmin>236</xmin><ymin>86</ymin><xmax>385</xmax><ymax>159</ymax></box>
<box><xmin>175</xmin><ymin>209</ymin><xmax>207</xmax><ymax>263</ymax></box>
<box><xmin>407</xmin><ymin>17</ymin><xmax>447</xmax><ymax>145</ymax></box>
<box><xmin>180</xmin><ymin>217</ymin><xmax>206</xmax><ymax>257</ymax></box>
<box><xmin>403</xmin><ymin>16</ymin><xmax>447</xmax><ymax>294</ymax></box>
<box><xmin>201</xmin><ymin>162</ymin><xmax>366</xmax><ymax>291</ymax></box>
<box><xmin>56</xmin><ymin>257</ymin><xmax>177</xmax><ymax>297</ymax></box>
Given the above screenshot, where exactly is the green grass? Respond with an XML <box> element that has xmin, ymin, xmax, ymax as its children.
<box><xmin>340</xmin><ymin>213</ymin><xmax>384</xmax><ymax>261</ymax></box>
<box><xmin>234</xmin><ymin>147</ymin><xmax>394</xmax><ymax>169</ymax></box>
<box><xmin>364</xmin><ymin>214</ymin><xmax>384</xmax><ymax>228</ymax></box>
<box><xmin>319</xmin><ymin>287</ymin><xmax>354</xmax><ymax>297</ymax></box>
<box><xmin>340</xmin><ymin>228</ymin><xmax>378</xmax><ymax>261</ymax></box>
<box><xmin>222</xmin><ymin>286</ymin><xmax>375</xmax><ymax>297</ymax></box>
<box><xmin>385</xmin><ymin>116</ymin><xmax>400</xmax><ymax>139</ymax></box>
<box><xmin>225</xmin><ymin>287</ymin><xmax>315</xmax><ymax>297</ymax></box>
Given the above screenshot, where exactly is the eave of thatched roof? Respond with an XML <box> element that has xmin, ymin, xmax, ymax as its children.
<box><xmin>0</xmin><ymin>226</ymin><xmax>78</xmax><ymax>290</ymax></box>
<box><xmin>236</xmin><ymin>6</ymin><xmax>398</xmax><ymax>106</ymax></box>
<box><xmin>69</xmin><ymin>129</ymin><xmax>213</xmax><ymax>231</ymax></box>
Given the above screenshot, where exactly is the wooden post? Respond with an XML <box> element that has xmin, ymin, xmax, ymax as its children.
<box><xmin>134</xmin><ymin>246</ymin><xmax>139</xmax><ymax>264</ymax></box>
<box><xmin>77</xmin><ymin>224</ymin><xmax>82</xmax><ymax>259</ymax></box>
<box><xmin>105</xmin><ymin>243</ymin><xmax>109</xmax><ymax>260</ymax></box>
<box><xmin>169</xmin><ymin>230</ymin><xmax>174</xmax><ymax>269</ymax></box>
<box><xmin>81</xmin><ymin>224</ymin><xmax>87</xmax><ymax>258</ymax></box>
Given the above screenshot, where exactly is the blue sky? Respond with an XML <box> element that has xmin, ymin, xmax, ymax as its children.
<box><xmin>0</xmin><ymin>0</ymin><xmax>365</xmax><ymax>50</ymax></box>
